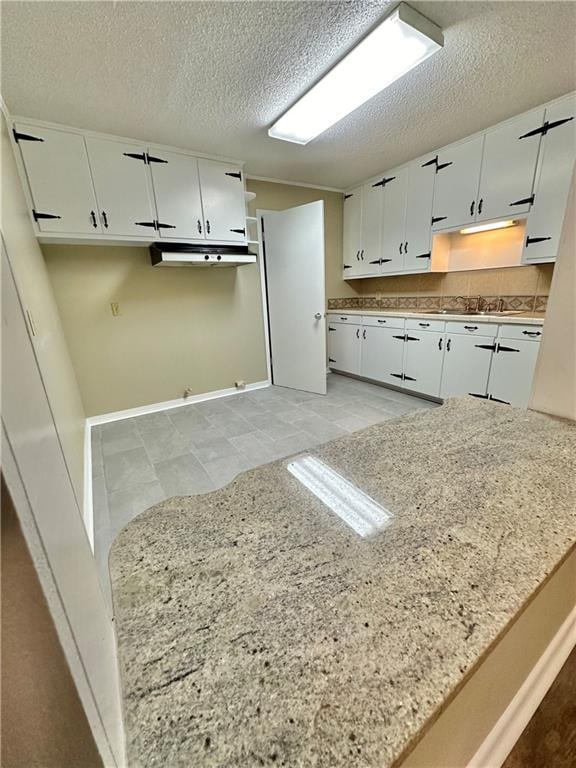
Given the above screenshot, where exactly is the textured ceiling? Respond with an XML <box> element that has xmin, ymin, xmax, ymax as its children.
<box><xmin>2</xmin><ymin>1</ymin><xmax>575</xmax><ymax>189</ymax></box>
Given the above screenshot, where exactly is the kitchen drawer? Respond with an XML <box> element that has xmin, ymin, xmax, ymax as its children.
<box><xmin>406</xmin><ymin>317</ymin><xmax>446</xmax><ymax>332</ymax></box>
<box><xmin>446</xmin><ymin>321</ymin><xmax>499</xmax><ymax>337</ymax></box>
<box><xmin>327</xmin><ymin>313</ymin><xmax>360</xmax><ymax>324</ymax></box>
<box><xmin>361</xmin><ymin>315</ymin><xmax>405</xmax><ymax>330</ymax></box>
<box><xmin>497</xmin><ymin>324</ymin><xmax>544</xmax><ymax>341</ymax></box>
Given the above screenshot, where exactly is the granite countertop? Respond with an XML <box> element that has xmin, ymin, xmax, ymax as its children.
<box><xmin>326</xmin><ymin>309</ymin><xmax>545</xmax><ymax>325</ymax></box>
<box><xmin>110</xmin><ymin>399</ymin><xmax>575</xmax><ymax>768</ymax></box>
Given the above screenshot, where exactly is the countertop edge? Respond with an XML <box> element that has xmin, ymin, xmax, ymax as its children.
<box><xmin>326</xmin><ymin>309</ymin><xmax>545</xmax><ymax>325</ymax></box>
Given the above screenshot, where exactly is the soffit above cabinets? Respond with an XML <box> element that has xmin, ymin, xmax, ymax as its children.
<box><xmin>2</xmin><ymin>1</ymin><xmax>575</xmax><ymax>188</ymax></box>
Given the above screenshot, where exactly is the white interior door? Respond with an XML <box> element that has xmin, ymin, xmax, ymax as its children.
<box><xmin>262</xmin><ymin>201</ymin><xmax>327</xmax><ymax>394</ymax></box>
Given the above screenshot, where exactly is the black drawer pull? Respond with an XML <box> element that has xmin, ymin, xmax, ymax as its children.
<box><xmin>339</xmin><ymin>317</ymin><xmax>348</xmax><ymax>321</ymax></box>
<box><xmin>102</xmin><ymin>210</ymin><xmax>109</xmax><ymax>228</ymax></box>
<box><xmin>90</xmin><ymin>210</ymin><xmax>97</xmax><ymax>228</ymax></box>
<box><xmin>377</xmin><ymin>319</ymin><xmax>387</xmax><ymax>324</ymax></box>
<box><xmin>418</xmin><ymin>322</ymin><xmax>430</xmax><ymax>327</ymax></box>
<box><xmin>464</xmin><ymin>325</ymin><xmax>479</xmax><ymax>331</ymax></box>
<box><xmin>522</xmin><ymin>330</ymin><xmax>541</xmax><ymax>337</ymax></box>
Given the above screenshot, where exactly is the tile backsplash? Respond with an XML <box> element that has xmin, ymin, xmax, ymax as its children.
<box><xmin>329</xmin><ymin>264</ymin><xmax>553</xmax><ymax>313</ymax></box>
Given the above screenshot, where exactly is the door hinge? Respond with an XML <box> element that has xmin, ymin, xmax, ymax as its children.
<box><xmin>13</xmin><ymin>129</ymin><xmax>44</xmax><ymax>143</ymax></box>
<box><xmin>146</xmin><ymin>153</ymin><xmax>168</xmax><ymax>164</ymax></box>
<box><xmin>474</xmin><ymin>343</ymin><xmax>496</xmax><ymax>351</ymax></box>
<box><xmin>123</xmin><ymin>151</ymin><xmax>148</xmax><ymax>163</ymax></box>
<box><xmin>230</xmin><ymin>228</ymin><xmax>246</xmax><ymax>235</ymax></box>
<box><xmin>415</xmin><ymin>252</ymin><xmax>431</xmax><ymax>259</ymax></box>
<box><xmin>225</xmin><ymin>171</ymin><xmax>242</xmax><ymax>180</ymax></box>
<box><xmin>436</xmin><ymin>161</ymin><xmax>453</xmax><ymax>172</ymax></box>
<box><xmin>328</xmin><ymin>357</ymin><xmax>336</xmax><ymax>363</ymax></box>
<box><xmin>134</xmin><ymin>220</ymin><xmax>158</xmax><ymax>229</ymax></box>
<box><xmin>343</xmin><ymin>264</ymin><xmax>352</xmax><ymax>269</ymax></box>
<box><xmin>156</xmin><ymin>222</ymin><xmax>176</xmax><ymax>229</ymax></box>
<box><xmin>33</xmin><ymin>210</ymin><xmax>61</xmax><ymax>221</ymax></box>
<box><xmin>343</xmin><ymin>194</ymin><xmax>353</xmax><ymax>200</ymax></box>
<box><xmin>510</xmin><ymin>195</ymin><xmax>535</xmax><ymax>207</ymax></box>
<box><xmin>390</xmin><ymin>373</ymin><xmax>404</xmax><ymax>380</ymax></box>
<box><xmin>489</xmin><ymin>394</ymin><xmax>511</xmax><ymax>404</ymax></box>
<box><xmin>496</xmin><ymin>344</ymin><xmax>520</xmax><ymax>353</ymax></box>
<box><xmin>421</xmin><ymin>155</ymin><xmax>438</xmax><ymax>168</ymax></box>
<box><xmin>328</xmin><ymin>327</ymin><xmax>336</xmax><ymax>332</ymax></box>
<box><xmin>392</xmin><ymin>334</ymin><xmax>407</xmax><ymax>341</ymax></box>
<box><xmin>519</xmin><ymin>116</ymin><xmax>574</xmax><ymax>139</ymax></box>
<box><xmin>421</xmin><ymin>155</ymin><xmax>452</xmax><ymax>173</ymax></box>
<box><xmin>432</xmin><ymin>216</ymin><xmax>447</xmax><ymax>225</ymax></box>
<box><xmin>526</xmin><ymin>235</ymin><xmax>551</xmax><ymax>247</ymax></box>
<box><xmin>405</xmin><ymin>335</ymin><xmax>419</xmax><ymax>342</ymax></box>
<box><xmin>403</xmin><ymin>374</ymin><xmax>417</xmax><ymax>382</ymax></box>
<box><xmin>372</xmin><ymin>175</ymin><xmax>396</xmax><ymax>188</ymax></box>
<box><xmin>469</xmin><ymin>392</ymin><xmax>489</xmax><ymax>399</ymax></box>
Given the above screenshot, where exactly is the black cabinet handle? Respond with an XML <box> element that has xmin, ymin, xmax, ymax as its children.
<box><xmin>438</xmin><ymin>337</ymin><xmax>443</xmax><ymax>351</ymax></box>
<box><xmin>362</xmin><ymin>329</ymin><xmax>366</xmax><ymax>339</ymax></box>
<box><xmin>464</xmin><ymin>325</ymin><xmax>479</xmax><ymax>331</ymax></box>
<box><xmin>377</xmin><ymin>319</ymin><xmax>387</xmax><ymax>324</ymax></box>
<box><xmin>404</xmin><ymin>242</ymin><xmax>408</xmax><ymax>254</ymax></box>
<box><xmin>419</xmin><ymin>322</ymin><xmax>430</xmax><ymax>327</ymax></box>
<box><xmin>356</xmin><ymin>250</ymin><xmax>360</xmax><ymax>261</ymax></box>
<box><xmin>522</xmin><ymin>330</ymin><xmax>541</xmax><ymax>337</ymax></box>
<box><xmin>339</xmin><ymin>317</ymin><xmax>348</xmax><ymax>321</ymax></box>
<box><xmin>102</xmin><ymin>211</ymin><xmax>109</xmax><ymax>228</ymax></box>
<box><xmin>447</xmin><ymin>338</ymin><xmax>451</xmax><ymax>352</ymax></box>
<box><xmin>90</xmin><ymin>210</ymin><xmax>97</xmax><ymax>228</ymax></box>
<box><xmin>360</xmin><ymin>250</ymin><xmax>364</xmax><ymax>260</ymax></box>
<box><xmin>470</xmin><ymin>200</ymin><xmax>475</xmax><ymax>216</ymax></box>
<box><xmin>197</xmin><ymin>220</ymin><xmax>202</xmax><ymax>234</ymax></box>
<box><xmin>478</xmin><ymin>198</ymin><xmax>483</xmax><ymax>214</ymax></box>
<box><xmin>398</xmin><ymin>243</ymin><xmax>402</xmax><ymax>255</ymax></box>
<box><xmin>206</xmin><ymin>220</ymin><xmax>211</xmax><ymax>234</ymax></box>
<box><xmin>356</xmin><ymin>328</ymin><xmax>360</xmax><ymax>339</ymax></box>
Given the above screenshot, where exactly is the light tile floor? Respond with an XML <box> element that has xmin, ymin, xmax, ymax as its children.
<box><xmin>93</xmin><ymin>374</ymin><xmax>438</xmax><ymax>606</ymax></box>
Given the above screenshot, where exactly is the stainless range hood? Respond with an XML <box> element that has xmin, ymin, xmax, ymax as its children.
<box><xmin>150</xmin><ymin>243</ymin><xmax>257</xmax><ymax>268</ymax></box>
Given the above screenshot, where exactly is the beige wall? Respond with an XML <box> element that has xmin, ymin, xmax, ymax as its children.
<box><xmin>355</xmin><ymin>263</ymin><xmax>554</xmax><ymax>304</ymax></box>
<box><xmin>246</xmin><ymin>179</ymin><xmax>359</xmax><ymax>300</ymax></box>
<box><xmin>43</xmin><ymin>245</ymin><xmax>268</xmax><ymax>416</ymax></box>
<box><xmin>0</xmin><ymin>111</ymin><xmax>85</xmax><ymax>506</ymax></box>
<box><xmin>530</xmin><ymin>171</ymin><xmax>576</xmax><ymax>421</ymax></box>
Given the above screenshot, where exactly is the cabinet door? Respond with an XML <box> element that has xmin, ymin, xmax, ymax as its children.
<box><xmin>403</xmin><ymin>331</ymin><xmax>444</xmax><ymax>396</ymax></box>
<box><xmin>523</xmin><ymin>95</ymin><xmax>576</xmax><ymax>264</ymax></box>
<box><xmin>327</xmin><ymin>323</ymin><xmax>361</xmax><ymax>374</ymax></box>
<box><xmin>476</xmin><ymin>109</ymin><xmax>544</xmax><ymax>222</ymax></box>
<box><xmin>147</xmin><ymin>148</ymin><xmax>204</xmax><ymax>240</ymax></box>
<box><xmin>440</xmin><ymin>333</ymin><xmax>494</xmax><ymax>399</ymax></box>
<box><xmin>432</xmin><ymin>136</ymin><xmax>484</xmax><ymax>230</ymax></box>
<box><xmin>197</xmin><ymin>159</ymin><xmax>246</xmax><ymax>243</ymax></box>
<box><xmin>361</xmin><ymin>326</ymin><xmax>405</xmax><ymax>385</ymax></box>
<box><xmin>343</xmin><ymin>187</ymin><xmax>363</xmax><ymax>276</ymax></box>
<box><xmin>14</xmin><ymin>123</ymin><xmax>100</xmax><ymax>234</ymax></box>
<box><xmin>403</xmin><ymin>158</ymin><xmax>436</xmax><ymax>271</ymax></box>
<box><xmin>360</xmin><ymin>181</ymin><xmax>383</xmax><ymax>275</ymax></box>
<box><xmin>381</xmin><ymin>169</ymin><xmax>407</xmax><ymax>272</ymax></box>
<box><xmin>488</xmin><ymin>339</ymin><xmax>541</xmax><ymax>407</ymax></box>
<box><xmin>86</xmin><ymin>137</ymin><xmax>156</xmax><ymax>236</ymax></box>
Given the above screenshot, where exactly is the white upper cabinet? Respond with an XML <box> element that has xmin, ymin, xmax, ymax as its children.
<box><xmin>359</xmin><ymin>181</ymin><xmax>384</xmax><ymax>275</ymax></box>
<box><xmin>13</xmin><ymin>123</ymin><xmax>100</xmax><ymax>234</ymax></box>
<box><xmin>86</xmin><ymin>137</ymin><xmax>156</xmax><ymax>237</ymax></box>
<box><xmin>343</xmin><ymin>186</ymin><xmax>363</xmax><ymax>276</ymax></box>
<box><xmin>147</xmin><ymin>148</ymin><xmax>204</xmax><ymax>240</ymax></box>
<box><xmin>197</xmin><ymin>159</ymin><xmax>247</xmax><ymax>242</ymax></box>
<box><xmin>403</xmin><ymin>158</ymin><xmax>436</xmax><ymax>271</ymax></box>
<box><xmin>522</xmin><ymin>94</ymin><xmax>576</xmax><ymax>264</ymax></box>
<box><xmin>476</xmin><ymin>109</ymin><xmax>544</xmax><ymax>222</ymax></box>
<box><xmin>380</xmin><ymin>169</ymin><xmax>407</xmax><ymax>272</ymax></box>
<box><xmin>432</xmin><ymin>135</ymin><xmax>484</xmax><ymax>231</ymax></box>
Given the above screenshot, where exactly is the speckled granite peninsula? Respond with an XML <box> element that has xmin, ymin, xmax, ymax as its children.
<box><xmin>110</xmin><ymin>398</ymin><xmax>576</xmax><ymax>768</ymax></box>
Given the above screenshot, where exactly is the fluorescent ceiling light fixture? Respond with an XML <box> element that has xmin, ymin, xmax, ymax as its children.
<box><xmin>268</xmin><ymin>3</ymin><xmax>443</xmax><ymax>145</ymax></box>
<box><xmin>287</xmin><ymin>455</ymin><xmax>393</xmax><ymax>537</ymax></box>
<box><xmin>460</xmin><ymin>220</ymin><xmax>518</xmax><ymax>235</ymax></box>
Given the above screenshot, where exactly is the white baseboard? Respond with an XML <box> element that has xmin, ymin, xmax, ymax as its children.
<box><xmin>83</xmin><ymin>380</ymin><xmax>271</xmax><ymax>549</ymax></box>
<box><xmin>467</xmin><ymin>603</ymin><xmax>576</xmax><ymax>768</ymax></box>
<box><xmin>86</xmin><ymin>379</ymin><xmax>271</xmax><ymax>426</ymax></box>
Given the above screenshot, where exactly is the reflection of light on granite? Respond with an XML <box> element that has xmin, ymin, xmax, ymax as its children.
<box><xmin>287</xmin><ymin>455</ymin><xmax>393</xmax><ymax>537</ymax></box>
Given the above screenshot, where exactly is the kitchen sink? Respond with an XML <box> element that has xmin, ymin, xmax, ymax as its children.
<box><xmin>419</xmin><ymin>309</ymin><xmax>524</xmax><ymax>316</ymax></box>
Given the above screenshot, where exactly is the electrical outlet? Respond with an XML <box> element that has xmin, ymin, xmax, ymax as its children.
<box><xmin>110</xmin><ymin>302</ymin><xmax>120</xmax><ymax>317</ymax></box>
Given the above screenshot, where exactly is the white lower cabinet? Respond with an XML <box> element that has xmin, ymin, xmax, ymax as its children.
<box><xmin>488</xmin><ymin>339</ymin><xmax>541</xmax><ymax>407</ymax></box>
<box><xmin>328</xmin><ymin>314</ymin><xmax>543</xmax><ymax>408</ymax></box>
<box><xmin>440</xmin><ymin>333</ymin><xmax>495</xmax><ymax>399</ymax></box>
<box><xmin>327</xmin><ymin>322</ymin><xmax>361</xmax><ymax>375</ymax></box>
<box><xmin>360</xmin><ymin>325</ymin><xmax>405</xmax><ymax>385</ymax></box>
<box><xmin>402</xmin><ymin>331</ymin><xmax>445</xmax><ymax>396</ymax></box>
